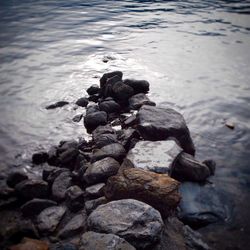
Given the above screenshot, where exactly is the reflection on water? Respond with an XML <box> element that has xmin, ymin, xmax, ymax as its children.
<box><xmin>0</xmin><ymin>0</ymin><xmax>250</xmax><ymax>249</ymax></box>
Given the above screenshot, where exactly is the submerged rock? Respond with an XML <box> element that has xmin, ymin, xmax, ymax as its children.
<box><xmin>87</xmin><ymin>199</ymin><xmax>164</xmax><ymax>249</ymax></box>
<box><xmin>72</xmin><ymin>114</ymin><xmax>83</xmax><ymax>123</ymax></box>
<box><xmin>129</xmin><ymin>93</ymin><xmax>155</xmax><ymax>110</ymax></box>
<box><xmin>104</xmin><ymin>168</ymin><xmax>181</xmax><ymax>217</ymax></box>
<box><xmin>137</xmin><ymin>105</ymin><xmax>195</xmax><ymax>155</ymax></box>
<box><xmin>46</xmin><ymin>101</ymin><xmax>69</xmax><ymax>109</ymax></box>
<box><xmin>79</xmin><ymin>231</ymin><xmax>136</xmax><ymax>250</ymax></box>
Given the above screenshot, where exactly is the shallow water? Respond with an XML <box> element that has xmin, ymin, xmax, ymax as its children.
<box><xmin>0</xmin><ymin>0</ymin><xmax>250</xmax><ymax>249</ymax></box>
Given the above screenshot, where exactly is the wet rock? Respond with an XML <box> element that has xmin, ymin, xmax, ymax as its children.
<box><xmin>51</xmin><ymin>242</ymin><xmax>77</xmax><ymax>250</ymax></box>
<box><xmin>7</xmin><ymin>171</ymin><xmax>28</xmax><ymax>188</ymax></box>
<box><xmin>52</xmin><ymin>171</ymin><xmax>72</xmax><ymax>201</ymax></box>
<box><xmin>32</xmin><ymin>151</ymin><xmax>49</xmax><ymax>164</ymax></box>
<box><xmin>46</xmin><ymin>101</ymin><xmax>69</xmax><ymax>110</ymax></box>
<box><xmin>43</xmin><ymin>167</ymin><xmax>68</xmax><ymax>185</ymax></box>
<box><xmin>99</xmin><ymin>99</ymin><xmax>121</xmax><ymax>114</ymax></box>
<box><xmin>127</xmin><ymin>140</ymin><xmax>182</xmax><ymax>174</ymax></box>
<box><xmin>87</xmin><ymin>199</ymin><xmax>164</xmax><ymax>249</ymax></box>
<box><xmin>171</xmin><ymin>152</ymin><xmax>211</xmax><ymax>182</ymax></box>
<box><xmin>9</xmin><ymin>237</ymin><xmax>49</xmax><ymax>250</ymax></box>
<box><xmin>124</xmin><ymin>79</ymin><xmax>150</xmax><ymax>94</ymax></box>
<box><xmin>87</xmin><ymin>84</ymin><xmax>100</xmax><ymax>95</ymax></box>
<box><xmin>111</xmin><ymin>81</ymin><xmax>134</xmax><ymax>105</ymax></box>
<box><xmin>100</xmin><ymin>71</ymin><xmax>123</xmax><ymax>89</ymax></box>
<box><xmin>86</xmin><ymin>105</ymin><xmax>100</xmax><ymax>115</ymax></box>
<box><xmin>178</xmin><ymin>182</ymin><xmax>229</xmax><ymax>229</ymax></box>
<box><xmin>72</xmin><ymin>114</ymin><xmax>83</xmax><ymax>123</ymax></box>
<box><xmin>37</xmin><ymin>206</ymin><xmax>66</xmax><ymax>234</ymax></box>
<box><xmin>15</xmin><ymin>179</ymin><xmax>48</xmax><ymax>200</ymax></box>
<box><xmin>84</xmin><ymin>111</ymin><xmax>108</xmax><ymax>133</ymax></box>
<box><xmin>92</xmin><ymin>124</ymin><xmax>115</xmax><ymax>139</ymax></box>
<box><xmin>94</xmin><ymin>133</ymin><xmax>118</xmax><ymax>148</ymax></box>
<box><xmin>21</xmin><ymin>198</ymin><xmax>57</xmax><ymax>217</ymax></box>
<box><xmin>79</xmin><ymin>231</ymin><xmax>136</xmax><ymax>250</ymax></box>
<box><xmin>58</xmin><ymin>212</ymin><xmax>87</xmax><ymax>239</ymax></box>
<box><xmin>225</xmin><ymin>121</ymin><xmax>235</xmax><ymax>130</ymax></box>
<box><xmin>91</xmin><ymin>143</ymin><xmax>126</xmax><ymax>162</ymax></box>
<box><xmin>47</xmin><ymin>146</ymin><xmax>59</xmax><ymax>166</ymax></box>
<box><xmin>85</xmin><ymin>183</ymin><xmax>105</xmax><ymax>199</ymax></box>
<box><xmin>117</xmin><ymin>128</ymin><xmax>140</xmax><ymax>150</ymax></box>
<box><xmin>137</xmin><ymin>105</ymin><xmax>195</xmax><ymax>155</ymax></box>
<box><xmin>85</xmin><ymin>196</ymin><xmax>108</xmax><ymax>215</ymax></box>
<box><xmin>129</xmin><ymin>93</ymin><xmax>155</xmax><ymax>110</ymax></box>
<box><xmin>58</xmin><ymin>148</ymin><xmax>79</xmax><ymax>169</ymax></box>
<box><xmin>84</xmin><ymin>157</ymin><xmax>120</xmax><ymax>185</ymax></box>
<box><xmin>122</xmin><ymin>115</ymin><xmax>138</xmax><ymax>128</ymax></box>
<box><xmin>65</xmin><ymin>185</ymin><xmax>85</xmax><ymax>212</ymax></box>
<box><xmin>104</xmin><ymin>168</ymin><xmax>181</xmax><ymax>218</ymax></box>
<box><xmin>203</xmin><ymin>159</ymin><xmax>216</xmax><ymax>175</ymax></box>
<box><xmin>88</xmin><ymin>94</ymin><xmax>100</xmax><ymax>103</ymax></box>
<box><xmin>75</xmin><ymin>97</ymin><xmax>89</xmax><ymax>107</ymax></box>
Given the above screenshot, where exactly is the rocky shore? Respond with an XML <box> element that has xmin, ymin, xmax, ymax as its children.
<box><xmin>0</xmin><ymin>71</ymin><xmax>227</xmax><ymax>250</ymax></box>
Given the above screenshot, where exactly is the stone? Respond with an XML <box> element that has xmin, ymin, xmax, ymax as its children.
<box><xmin>51</xmin><ymin>242</ymin><xmax>77</xmax><ymax>250</ymax></box>
<box><xmin>178</xmin><ymin>182</ymin><xmax>230</xmax><ymax>229</ymax></box>
<box><xmin>99</xmin><ymin>100</ymin><xmax>121</xmax><ymax>114</ymax></box>
<box><xmin>85</xmin><ymin>196</ymin><xmax>108</xmax><ymax>215</ymax></box>
<box><xmin>72</xmin><ymin>114</ymin><xmax>83</xmax><ymax>122</ymax></box>
<box><xmin>122</xmin><ymin>115</ymin><xmax>138</xmax><ymax>128</ymax></box>
<box><xmin>75</xmin><ymin>97</ymin><xmax>89</xmax><ymax>107</ymax></box>
<box><xmin>15</xmin><ymin>179</ymin><xmax>48</xmax><ymax>200</ymax></box>
<box><xmin>129</xmin><ymin>93</ymin><xmax>155</xmax><ymax>110</ymax></box>
<box><xmin>84</xmin><ymin>111</ymin><xmax>108</xmax><ymax>133</ymax></box>
<box><xmin>87</xmin><ymin>84</ymin><xmax>100</xmax><ymax>95</ymax></box>
<box><xmin>137</xmin><ymin>105</ymin><xmax>195</xmax><ymax>155</ymax></box>
<box><xmin>86</xmin><ymin>105</ymin><xmax>100</xmax><ymax>115</ymax></box>
<box><xmin>52</xmin><ymin>171</ymin><xmax>72</xmax><ymax>201</ymax></box>
<box><xmin>58</xmin><ymin>212</ymin><xmax>87</xmax><ymax>239</ymax></box>
<box><xmin>7</xmin><ymin>171</ymin><xmax>28</xmax><ymax>188</ymax></box>
<box><xmin>171</xmin><ymin>152</ymin><xmax>211</xmax><ymax>182</ymax></box>
<box><xmin>117</xmin><ymin>128</ymin><xmax>140</xmax><ymax>151</ymax></box>
<box><xmin>91</xmin><ymin>143</ymin><xmax>126</xmax><ymax>162</ymax></box>
<box><xmin>124</xmin><ymin>79</ymin><xmax>150</xmax><ymax>94</ymax></box>
<box><xmin>84</xmin><ymin>157</ymin><xmax>120</xmax><ymax>185</ymax></box>
<box><xmin>47</xmin><ymin>146</ymin><xmax>59</xmax><ymax>166</ymax></box>
<box><xmin>85</xmin><ymin>183</ymin><xmax>105</xmax><ymax>199</ymax></box>
<box><xmin>92</xmin><ymin>124</ymin><xmax>115</xmax><ymax>140</ymax></box>
<box><xmin>46</xmin><ymin>101</ymin><xmax>69</xmax><ymax>110</ymax></box>
<box><xmin>32</xmin><ymin>151</ymin><xmax>49</xmax><ymax>164</ymax></box>
<box><xmin>111</xmin><ymin>81</ymin><xmax>134</xmax><ymax>105</ymax></box>
<box><xmin>104</xmin><ymin>168</ymin><xmax>181</xmax><ymax>217</ymax></box>
<box><xmin>21</xmin><ymin>198</ymin><xmax>57</xmax><ymax>217</ymax></box>
<box><xmin>79</xmin><ymin>231</ymin><xmax>136</xmax><ymax>250</ymax></box>
<box><xmin>94</xmin><ymin>133</ymin><xmax>118</xmax><ymax>148</ymax></box>
<box><xmin>9</xmin><ymin>237</ymin><xmax>49</xmax><ymax>250</ymax></box>
<box><xmin>88</xmin><ymin>94</ymin><xmax>100</xmax><ymax>103</ymax></box>
<box><xmin>65</xmin><ymin>185</ymin><xmax>85</xmax><ymax>212</ymax></box>
<box><xmin>43</xmin><ymin>167</ymin><xmax>68</xmax><ymax>185</ymax></box>
<box><xmin>127</xmin><ymin>140</ymin><xmax>182</xmax><ymax>174</ymax></box>
<box><xmin>87</xmin><ymin>199</ymin><xmax>164</xmax><ymax>249</ymax></box>
<box><xmin>100</xmin><ymin>71</ymin><xmax>123</xmax><ymax>89</ymax></box>
<box><xmin>37</xmin><ymin>206</ymin><xmax>66</xmax><ymax>234</ymax></box>
<box><xmin>203</xmin><ymin>159</ymin><xmax>216</xmax><ymax>175</ymax></box>
<box><xmin>57</xmin><ymin>148</ymin><xmax>79</xmax><ymax>169</ymax></box>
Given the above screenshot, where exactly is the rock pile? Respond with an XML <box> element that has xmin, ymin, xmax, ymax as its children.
<box><xmin>0</xmin><ymin>71</ymin><xmax>218</xmax><ymax>250</ymax></box>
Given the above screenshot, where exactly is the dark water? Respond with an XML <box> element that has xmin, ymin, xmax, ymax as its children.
<box><xmin>0</xmin><ymin>0</ymin><xmax>250</xmax><ymax>249</ymax></box>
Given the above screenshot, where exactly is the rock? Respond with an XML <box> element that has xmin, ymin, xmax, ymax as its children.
<box><xmin>88</xmin><ymin>94</ymin><xmax>100</xmax><ymax>103</ymax></box>
<box><xmin>84</xmin><ymin>157</ymin><xmax>120</xmax><ymax>185</ymax></box>
<box><xmin>87</xmin><ymin>84</ymin><xmax>100</xmax><ymax>95</ymax></box>
<box><xmin>86</xmin><ymin>105</ymin><xmax>100</xmax><ymax>115</ymax></box>
<box><xmin>57</xmin><ymin>148</ymin><xmax>79</xmax><ymax>169</ymax></box>
<box><xmin>91</xmin><ymin>143</ymin><xmax>126</xmax><ymax>162</ymax></box>
<box><xmin>124</xmin><ymin>79</ymin><xmax>150</xmax><ymax>94</ymax></box>
<box><xmin>85</xmin><ymin>196</ymin><xmax>108</xmax><ymax>215</ymax></box>
<box><xmin>51</xmin><ymin>242</ymin><xmax>77</xmax><ymax>250</ymax></box>
<box><xmin>32</xmin><ymin>151</ymin><xmax>49</xmax><ymax>164</ymax></box>
<box><xmin>104</xmin><ymin>168</ymin><xmax>181</xmax><ymax>218</ymax></box>
<box><xmin>87</xmin><ymin>199</ymin><xmax>164</xmax><ymax>249</ymax></box>
<box><xmin>47</xmin><ymin>146</ymin><xmax>59</xmax><ymax>166</ymax></box>
<box><xmin>84</xmin><ymin>111</ymin><xmax>108</xmax><ymax>133</ymax></box>
<box><xmin>117</xmin><ymin>128</ymin><xmax>140</xmax><ymax>151</ymax></box>
<box><xmin>203</xmin><ymin>159</ymin><xmax>216</xmax><ymax>175</ymax></box>
<box><xmin>92</xmin><ymin>124</ymin><xmax>115</xmax><ymax>140</ymax></box>
<box><xmin>100</xmin><ymin>71</ymin><xmax>123</xmax><ymax>89</ymax></box>
<box><xmin>65</xmin><ymin>186</ymin><xmax>85</xmax><ymax>212</ymax></box>
<box><xmin>43</xmin><ymin>167</ymin><xmax>68</xmax><ymax>185</ymax></box>
<box><xmin>9</xmin><ymin>237</ymin><xmax>49</xmax><ymax>250</ymax></box>
<box><xmin>111</xmin><ymin>81</ymin><xmax>134</xmax><ymax>105</ymax></box>
<box><xmin>21</xmin><ymin>198</ymin><xmax>57</xmax><ymax>217</ymax></box>
<box><xmin>79</xmin><ymin>231</ymin><xmax>136</xmax><ymax>250</ymax></box>
<box><xmin>137</xmin><ymin>105</ymin><xmax>195</xmax><ymax>155</ymax></box>
<box><xmin>58</xmin><ymin>212</ymin><xmax>87</xmax><ymax>239</ymax></box>
<box><xmin>75</xmin><ymin>97</ymin><xmax>89</xmax><ymax>107</ymax></box>
<box><xmin>94</xmin><ymin>133</ymin><xmax>118</xmax><ymax>148</ymax></box>
<box><xmin>122</xmin><ymin>115</ymin><xmax>138</xmax><ymax>128</ymax></box>
<box><xmin>85</xmin><ymin>183</ymin><xmax>105</xmax><ymax>199</ymax></box>
<box><xmin>15</xmin><ymin>179</ymin><xmax>48</xmax><ymax>200</ymax></box>
<box><xmin>46</xmin><ymin>101</ymin><xmax>69</xmax><ymax>110</ymax></box>
<box><xmin>99</xmin><ymin>100</ymin><xmax>121</xmax><ymax>114</ymax></box>
<box><xmin>127</xmin><ymin>140</ymin><xmax>182</xmax><ymax>174</ymax></box>
<box><xmin>7</xmin><ymin>171</ymin><xmax>28</xmax><ymax>188</ymax></box>
<box><xmin>178</xmin><ymin>182</ymin><xmax>230</xmax><ymax>229</ymax></box>
<box><xmin>37</xmin><ymin>206</ymin><xmax>66</xmax><ymax>234</ymax></box>
<box><xmin>225</xmin><ymin>121</ymin><xmax>235</xmax><ymax>129</ymax></box>
<box><xmin>52</xmin><ymin>171</ymin><xmax>72</xmax><ymax>201</ymax></box>
<box><xmin>72</xmin><ymin>114</ymin><xmax>83</xmax><ymax>122</ymax></box>
<box><xmin>171</xmin><ymin>152</ymin><xmax>211</xmax><ymax>182</ymax></box>
<box><xmin>129</xmin><ymin>93</ymin><xmax>155</xmax><ymax>110</ymax></box>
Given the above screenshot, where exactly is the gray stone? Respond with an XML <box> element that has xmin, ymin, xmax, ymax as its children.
<box><xmin>87</xmin><ymin>199</ymin><xmax>164</xmax><ymax>249</ymax></box>
<box><xmin>76</xmin><ymin>97</ymin><xmax>89</xmax><ymax>107</ymax></box>
<box><xmin>129</xmin><ymin>93</ymin><xmax>155</xmax><ymax>110</ymax></box>
<box><xmin>99</xmin><ymin>100</ymin><xmax>121</xmax><ymax>114</ymax></box>
<box><xmin>137</xmin><ymin>105</ymin><xmax>195</xmax><ymax>155</ymax></box>
<box><xmin>100</xmin><ymin>71</ymin><xmax>123</xmax><ymax>89</ymax></box>
<box><xmin>37</xmin><ymin>206</ymin><xmax>66</xmax><ymax>234</ymax></box>
<box><xmin>124</xmin><ymin>79</ymin><xmax>150</xmax><ymax>94</ymax></box>
<box><xmin>65</xmin><ymin>185</ymin><xmax>85</xmax><ymax>212</ymax></box>
<box><xmin>87</xmin><ymin>84</ymin><xmax>100</xmax><ymax>95</ymax></box>
<box><xmin>84</xmin><ymin>111</ymin><xmax>108</xmax><ymax>133</ymax></box>
<box><xmin>94</xmin><ymin>133</ymin><xmax>118</xmax><ymax>149</ymax></box>
<box><xmin>127</xmin><ymin>140</ymin><xmax>182</xmax><ymax>174</ymax></box>
<box><xmin>84</xmin><ymin>157</ymin><xmax>120</xmax><ymax>185</ymax></box>
<box><xmin>79</xmin><ymin>231</ymin><xmax>136</xmax><ymax>250</ymax></box>
<box><xmin>92</xmin><ymin>124</ymin><xmax>115</xmax><ymax>139</ymax></box>
<box><xmin>111</xmin><ymin>81</ymin><xmax>134</xmax><ymax>105</ymax></box>
<box><xmin>85</xmin><ymin>183</ymin><xmax>105</xmax><ymax>199</ymax></box>
<box><xmin>72</xmin><ymin>114</ymin><xmax>83</xmax><ymax>123</ymax></box>
<box><xmin>85</xmin><ymin>196</ymin><xmax>108</xmax><ymax>215</ymax></box>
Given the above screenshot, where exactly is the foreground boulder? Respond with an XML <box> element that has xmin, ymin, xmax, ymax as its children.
<box><xmin>104</xmin><ymin>168</ymin><xmax>181</xmax><ymax>217</ymax></box>
<box><xmin>87</xmin><ymin>199</ymin><xmax>164</xmax><ymax>249</ymax></box>
<box><xmin>137</xmin><ymin>105</ymin><xmax>195</xmax><ymax>155</ymax></box>
<box><xmin>126</xmin><ymin>140</ymin><xmax>182</xmax><ymax>174</ymax></box>
<box><xmin>79</xmin><ymin>231</ymin><xmax>135</xmax><ymax>250</ymax></box>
